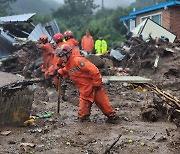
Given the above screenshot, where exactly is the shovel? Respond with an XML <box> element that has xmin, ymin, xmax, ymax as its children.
<box><xmin>57</xmin><ymin>78</ymin><xmax>61</xmax><ymax>113</ymax></box>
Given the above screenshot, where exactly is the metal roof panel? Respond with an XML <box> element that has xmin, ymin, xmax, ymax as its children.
<box><xmin>0</xmin><ymin>13</ymin><xmax>36</xmax><ymax>24</ymax></box>
<box><xmin>120</xmin><ymin>15</ymin><xmax>136</xmax><ymax>22</ymax></box>
<box><xmin>130</xmin><ymin>1</ymin><xmax>180</xmax><ymax>16</ymax></box>
<box><xmin>120</xmin><ymin>1</ymin><xmax>180</xmax><ymax>22</ymax></box>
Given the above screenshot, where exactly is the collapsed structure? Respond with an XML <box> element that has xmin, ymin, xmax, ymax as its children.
<box><xmin>0</xmin><ymin>13</ymin><xmax>59</xmax><ymax>57</ymax></box>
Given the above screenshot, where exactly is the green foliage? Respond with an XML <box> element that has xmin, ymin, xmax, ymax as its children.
<box><xmin>53</xmin><ymin>0</ymin><xmax>99</xmax><ymax>19</ymax></box>
<box><xmin>54</xmin><ymin>4</ymin><xmax>131</xmax><ymax>47</ymax></box>
<box><xmin>10</xmin><ymin>0</ymin><xmax>60</xmax><ymax>15</ymax></box>
<box><xmin>0</xmin><ymin>0</ymin><xmax>17</xmax><ymax>16</ymax></box>
<box><xmin>33</xmin><ymin>14</ymin><xmax>52</xmax><ymax>25</ymax></box>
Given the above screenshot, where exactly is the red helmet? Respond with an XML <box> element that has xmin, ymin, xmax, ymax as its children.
<box><xmin>64</xmin><ymin>31</ymin><xmax>68</xmax><ymax>37</ymax></box>
<box><xmin>64</xmin><ymin>30</ymin><xmax>74</xmax><ymax>37</ymax></box>
<box><xmin>53</xmin><ymin>33</ymin><xmax>64</xmax><ymax>42</ymax></box>
<box><xmin>40</xmin><ymin>35</ymin><xmax>48</xmax><ymax>41</ymax></box>
<box><xmin>56</xmin><ymin>44</ymin><xmax>72</xmax><ymax>57</ymax></box>
<box><xmin>68</xmin><ymin>30</ymin><xmax>74</xmax><ymax>37</ymax></box>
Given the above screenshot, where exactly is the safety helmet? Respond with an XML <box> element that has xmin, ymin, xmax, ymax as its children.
<box><xmin>40</xmin><ymin>35</ymin><xmax>48</xmax><ymax>41</ymax></box>
<box><xmin>68</xmin><ymin>31</ymin><xmax>74</xmax><ymax>37</ymax></box>
<box><xmin>56</xmin><ymin>44</ymin><xmax>72</xmax><ymax>57</ymax></box>
<box><xmin>63</xmin><ymin>31</ymin><xmax>68</xmax><ymax>38</ymax></box>
<box><xmin>64</xmin><ymin>30</ymin><xmax>74</xmax><ymax>38</ymax></box>
<box><xmin>53</xmin><ymin>33</ymin><xmax>64</xmax><ymax>42</ymax></box>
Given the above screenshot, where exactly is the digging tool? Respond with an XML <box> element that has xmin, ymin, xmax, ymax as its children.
<box><xmin>57</xmin><ymin>78</ymin><xmax>61</xmax><ymax>113</ymax></box>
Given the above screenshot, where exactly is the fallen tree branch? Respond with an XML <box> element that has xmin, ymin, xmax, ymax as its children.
<box><xmin>104</xmin><ymin>134</ymin><xmax>122</xmax><ymax>154</ymax></box>
<box><xmin>145</xmin><ymin>84</ymin><xmax>180</xmax><ymax>108</ymax></box>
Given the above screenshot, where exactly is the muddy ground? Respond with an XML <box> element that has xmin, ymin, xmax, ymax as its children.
<box><xmin>0</xmin><ymin>38</ymin><xmax>180</xmax><ymax>153</ymax></box>
<box><xmin>0</xmin><ymin>81</ymin><xmax>179</xmax><ymax>154</ymax></box>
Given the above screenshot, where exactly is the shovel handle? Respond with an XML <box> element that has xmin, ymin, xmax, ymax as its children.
<box><xmin>57</xmin><ymin>79</ymin><xmax>61</xmax><ymax>113</ymax></box>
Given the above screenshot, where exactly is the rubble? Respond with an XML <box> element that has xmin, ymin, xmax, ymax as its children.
<box><xmin>0</xmin><ymin>72</ymin><xmax>34</xmax><ymax>125</ymax></box>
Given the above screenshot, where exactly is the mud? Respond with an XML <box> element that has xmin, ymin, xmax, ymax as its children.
<box><xmin>0</xmin><ymin>83</ymin><xmax>179</xmax><ymax>154</ymax></box>
<box><xmin>0</xmin><ymin>37</ymin><xmax>180</xmax><ymax>153</ymax></box>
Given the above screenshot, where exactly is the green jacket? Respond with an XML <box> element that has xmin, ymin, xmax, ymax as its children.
<box><xmin>95</xmin><ymin>39</ymin><xmax>107</xmax><ymax>54</ymax></box>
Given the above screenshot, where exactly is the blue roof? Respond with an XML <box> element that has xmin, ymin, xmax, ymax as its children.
<box><xmin>120</xmin><ymin>15</ymin><xmax>136</xmax><ymax>21</ymax></box>
<box><xmin>120</xmin><ymin>0</ymin><xmax>180</xmax><ymax>22</ymax></box>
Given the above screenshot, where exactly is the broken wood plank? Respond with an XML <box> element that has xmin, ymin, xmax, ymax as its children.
<box><xmin>145</xmin><ymin>84</ymin><xmax>180</xmax><ymax>108</ymax></box>
<box><xmin>103</xmin><ymin>76</ymin><xmax>151</xmax><ymax>83</ymax></box>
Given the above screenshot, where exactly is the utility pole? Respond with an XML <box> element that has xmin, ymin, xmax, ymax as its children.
<box><xmin>102</xmin><ymin>0</ymin><xmax>104</xmax><ymax>10</ymax></box>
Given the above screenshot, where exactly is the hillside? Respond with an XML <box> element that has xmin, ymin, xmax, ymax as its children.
<box><xmin>10</xmin><ymin>0</ymin><xmax>61</xmax><ymax>15</ymax></box>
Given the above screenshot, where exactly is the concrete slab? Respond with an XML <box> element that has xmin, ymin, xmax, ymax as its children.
<box><xmin>102</xmin><ymin>76</ymin><xmax>151</xmax><ymax>83</ymax></box>
<box><xmin>0</xmin><ymin>71</ymin><xmax>24</xmax><ymax>88</ymax></box>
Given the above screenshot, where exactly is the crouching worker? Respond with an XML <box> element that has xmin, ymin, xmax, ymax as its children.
<box><xmin>56</xmin><ymin>44</ymin><xmax>117</xmax><ymax>123</ymax></box>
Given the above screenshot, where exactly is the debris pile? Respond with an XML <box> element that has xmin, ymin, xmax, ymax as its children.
<box><xmin>115</xmin><ymin>36</ymin><xmax>180</xmax><ymax>83</ymax></box>
<box><xmin>0</xmin><ymin>72</ymin><xmax>35</xmax><ymax>125</ymax></box>
<box><xmin>0</xmin><ymin>41</ymin><xmax>43</xmax><ymax>78</ymax></box>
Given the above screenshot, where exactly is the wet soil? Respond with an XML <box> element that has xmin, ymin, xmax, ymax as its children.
<box><xmin>0</xmin><ymin>39</ymin><xmax>180</xmax><ymax>153</ymax></box>
<box><xmin>0</xmin><ymin>83</ymin><xmax>179</xmax><ymax>154</ymax></box>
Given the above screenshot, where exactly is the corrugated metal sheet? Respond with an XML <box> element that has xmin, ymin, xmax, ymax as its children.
<box><xmin>0</xmin><ymin>13</ymin><xmax>36</xmax><ymax>24</ymax></box>
<box><xmin>45</xmin><ymin>19</ymin><xmax>60</xmax><ymax>37</ymax></box>
<box><xmin>28</xmin><ymin>23</ymin><xmax>52</xmax><ymax>42</ymax></box>
<box><xmin>0</xmin><ymin>28</ymin><xmax>14</xmax><ymax>57</ymax></box>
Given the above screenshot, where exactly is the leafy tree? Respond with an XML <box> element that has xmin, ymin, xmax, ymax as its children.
<box><xmin>53</xmin><ymin>0</ymin><xmax>99</xmax><ymax>19</ymax></box>
<box><xmin>10</xmin><ymin>0</ymin><xmax>60</xmax><ymax>15</ymax></box>
<box><xmin>53</xmin><ymin>0</ymin><xmax>99</xmax><ymax>42</ymax></box>
<box><xmin>0</xmin><ymin>0</ymin><xmax>17</xmax><ymax>16</ymax></box>
<box><xmin>33</xmin><ymin>14</ymin><xmax>52</xmax><ymax>25</ymax></box>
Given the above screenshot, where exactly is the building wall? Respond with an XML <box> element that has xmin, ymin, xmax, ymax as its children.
<box><xmin>170</xmin><ymin>6</ymin><xmax>180</xmax><ymax>39</ymax></box>
<box><xmin>161</xmin><ymin>9</ymin><xmax>170</xmax><ymax>30</ymax></box>
<box><xmin>136</xmin><ymin>6</ymin><xmax>180</xmax><ymax>39</ymax></box>
<box><xmin>136</xmin><ymin>9</ymin><xmax>164</xmax><ymax>26</ymax></box>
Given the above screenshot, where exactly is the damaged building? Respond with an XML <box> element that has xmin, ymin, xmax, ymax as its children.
<box><xmin>0</xmin><ymin>13</ymin><xmax>60</xmax><ymax>58</ymax></box>
<box><xmin>120</xmin><ymin>0</ymin><xmax>180</xmax><ymax>40</ymax></box>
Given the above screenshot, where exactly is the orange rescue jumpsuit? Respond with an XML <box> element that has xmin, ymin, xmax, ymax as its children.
<box><xmin>45</xmin><ymin>42</ymin><xmax>66</xmax><ymax>87</ymax></box>
<box><xmin>36</xmin><ymin>42</ymin><xmax>55</xmax><ymax>73</ymax></box>
<box><xmin>81</xmin><ymin>35</ymin><xmax>94</xmax><ymax>53</ymax></box>
<box><xmin>66</xmin><ymin>38</ymin><xmax>81</xmax><ymax>57</ymax></box>
<box><xmin>58</xmin><ymin>54</ymin><xmax>115</xmax><ymax>119</ymax></box>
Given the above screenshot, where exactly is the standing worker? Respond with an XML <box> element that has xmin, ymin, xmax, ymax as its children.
<box><xmin>64</xmin><ymin>30</ymin><xmax>81</xmax><ymax>57</ymax></box>
<box><xmin>56</xmin><ymin>44</ymin><xmax>118</xmax><ymax>123</ymax></box>
<box><xmin>45</xmin><ymin>33</ymin><xmax>65</xmax><ymax>88</ymax></box>
<box><xmin>95</xmin><ymin>35</ymin><xmax>107</xmax><ymax>54</ymax></box>
<box><xmin>36</xmin><ymin>35</ymin><xmax>55</xmax><ymax>73</ymax></box>
<box><xmin>81</xmin><ymin>30</ymin><xmax>94</xmax><ymax>54</ymax></box>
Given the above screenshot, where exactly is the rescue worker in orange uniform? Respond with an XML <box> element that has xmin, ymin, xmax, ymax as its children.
<box><xmin>64</xmin><ymin>30</ymin><xmax>81</xmax><ymax>57</ymax></box>
<box><xmin>81</xmin><ymin>30</ymin><xmax>94</xmax><ymax>54</ymax></box>
<box><xmin>36</xmin><ymin>35</ymin><xmax>55</xmax><ymax>74</ymax></box>
<box><xmin>45</xmin><ymin>33</ymin><xmax>66</xmax><ymax>88</ymax></box>
<box><xmin>56</xmin><ymin>44</ymin><xmax>117</xmax><ymax>122</ymax></box>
